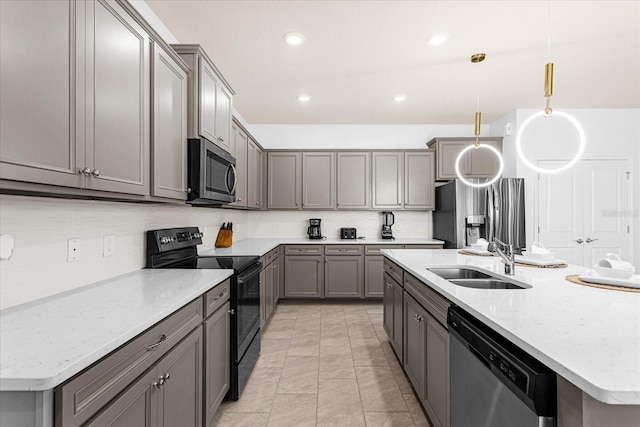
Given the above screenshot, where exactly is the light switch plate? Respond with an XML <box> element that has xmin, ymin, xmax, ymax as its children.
<box><xmin>67</xmin><ymin>238</ymin><xmax>80</xmax><ymax>262</ymax></box>
<box><xmin>103</xmin><ymin>235</ymin><xmax>115</xmax><ymax>257</ymax></box>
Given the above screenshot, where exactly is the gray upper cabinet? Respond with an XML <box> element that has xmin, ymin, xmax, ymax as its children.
<box><xmin>268</xmin><ymin>152</ymin><xmax>301</xmax><ymax>209</ymax></box>
<box><xmin>302</xmin><ymin>152</ymin><xmax>336</xmax><ymax>209</ymax></box>
<box><xmin>404</xmin><ymin>151</ymin><xmax>435</xmax><ymax>210</ymax></box>
<box><xmin>229</xmin><ymin>121</ymin><xmax>248</xmax><ymax>208</ymax></box>
<box><xmin>372</xmin><ymin>152</ymin><xmax>403</xmax><ymax>210</ymax></box>
<box><xmin>1</xmin><ymin>0</ymin><xmax>151</xmax><ymax>196</ymax></box>
<box><xmin>337</xmin><ymin>152</ymin><xmax>370</xmax><ymax>209</ymax></box>
<box><xmin>151</xmin><ymin>41</ymin><xmax>188</xmax><ymax>200</ymax></box>
<box><xmin>248</xmin><ymin>139</ymin><xmax>264</xmax><ymax>209</ymax></box>
<box><xmin>85</xmin><ymin>0</ymin><xmax>150</xmax><ymax>196</ymax></box>
<box><xmin>428</xmin><ymin>137</ymin><xmax>503</xmax><ymax>181</ymax></box>
<box><xmin>172</xmin><ymin>44</ymin><xmax>234</xmax><ymax>154</ymax></box>
<box><xmin>0</xmin><ymin>0</ymin><xmax>83</xmax><ymax>189</ymax></box>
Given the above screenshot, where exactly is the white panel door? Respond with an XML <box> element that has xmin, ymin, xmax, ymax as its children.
<box><xmin>537</xmin><ymin>160</ymin><xmax>631</xmax><ymax>267</ymax></box>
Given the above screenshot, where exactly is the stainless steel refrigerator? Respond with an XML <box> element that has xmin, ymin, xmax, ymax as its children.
<box><xmin>433</xmin><ymin>179</ymin><xmax>526</xmax><ymax>249</ymax></box>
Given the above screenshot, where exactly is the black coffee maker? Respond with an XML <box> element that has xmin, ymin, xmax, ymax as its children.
<box><xmin>307</xmin><ymin>218</ymin><xmax>322</xmax><ymax>239</ymax></box>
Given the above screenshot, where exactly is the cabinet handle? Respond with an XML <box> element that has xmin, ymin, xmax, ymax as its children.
<box><xmin>575</xmin><ymin>238</ymin><xmax>584</xmax><ymax>244</ymax></box>
<box><xmin>91</xmin><ymin>169</ymin><xmax>100</xmax><ymax>177</ymax></box>
<box><xmin>585</xmin><ymin>237</ymin><xmax>599</xmax><ymax>243</ymax></box>
<box><xmin>414</xmin><ymin>314</ymin><xmax>423</xmax><ymax>323</ymax></box>
<box><xmin>213</xmin><ymin>292</ymin><xmax>226</xmax><ymax>300</ymax></box>
<box><xmin>79</xmin><ymin>167</ymin><xmax>91</xmax><ymax>176</ymax></box>
<box><xmin>145</xmin><ymin>334</ymin><xmax>167</xmax><ymax>351</ymax></box>
<box><xmin>153</xmin><ymin>373</ymin><xmax>170</xmax><ymax>388</ymax></box>
<box><xmin>238</xmin><ymin>198</ymin><xmax>242</xmax><ymax>201</ymax></box>
<box><xmin>229</xmin><ymin>309</ymin><xmax>235</xmax><ymax>315</ymax></box>
<box><xmin>386</xmin><ymin>283</ymin><xmax>393</xmax><ymax>288</ymax></box>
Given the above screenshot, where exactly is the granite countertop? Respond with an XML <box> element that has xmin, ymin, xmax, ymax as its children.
<box><xmin>0</xmin><ymin>269</ymin><xmax>233</xmax><ymax>391</ymax></box>
<box><xmin>200</xmin><ymin>237</ymin><xmax>444</xmax><ymax>257</ymax></box>
<box><xmin>381</xmin><ymin>248</ymin><xmax>640</xmax><ymax>405</ymax></box>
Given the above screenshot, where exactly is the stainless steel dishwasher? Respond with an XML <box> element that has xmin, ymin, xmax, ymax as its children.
<box><xmin>447</xmin><ymin>307</ymin><xmax>556</xmax><ymax>427</ymax></box>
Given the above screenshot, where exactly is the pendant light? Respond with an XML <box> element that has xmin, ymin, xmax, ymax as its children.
<box><xmin>515</xmin><ymin>1</ymin><xmax>585</xmax><ymax>174</ymax></box>
<box><xmin>455</xmin><ymin>53</ymin><xmax>504</xmax><ymax>188</ymax></box>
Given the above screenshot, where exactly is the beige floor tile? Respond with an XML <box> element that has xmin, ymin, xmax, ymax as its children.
<box><xmin>277</xmin><ymin>355</ymin><xmax>319</xmax><ymax>394</ymax></box>
<box><xmin>317</xmin><ymin>378</ymin><xmax>365</xmax><ymax>426</ymax></box>
<box><xmin>224</xmin><ymin>368</ymin><xmax>281</xmax><ymax>413</ymax></box>
<box><xmin>356</xmin><ymin>366</ymin><xmax>408</xmax><ymax>412</ymax></box>
<box><xmin>363</xmin><ymin>411</ymin><xmax>415</xmax><ymax>427</ymax></box>
<box><xmin>287</xmin><ymin>343</ymin><xmax>320</xmax><ymax>357</ymax></box>
<box><xmin>211</xmin><ymin>411</ymin><xmax>270</xmax><ymax>427</ymax></box>
<box><xmin>320</xmin><ymin>345</ymin><xmax>352</xmax><ymax>357</ymax></box>
<box><xmin>319</xmin><ymin>354</ymin><xmax>356</xmax><ymax>379</ymax></box>
<box><xmin>255</xmin><ymin>349</ymin><xmax>288</xmax><ymax>369</ymax></box>
<box><xmin>351</xmin><ymin>339</ymin><xmax>389</xmax><ymax>366</ymax></box>
<box><xmin>267</xmin><ymin>394</ymin><xmax>318</xmax><ymax>427</ymax></box>
<box><xmin>348</xmin><ymin>324</ymin><xmax>378</xmax><ymax>339</ymax></box>
<box><xmin>403</xmin><ymin>393</ymin><xmax>431</xmax><ymax>427</ymax></box>
<box><xmin>294</xmin><ymin>319</ymin><xmax>322</xmax><ymax>331</ymax></box>
<box><xmin>320</xmin><ymin>336</ymin><xmax>352</xmax><ymax>347</ymax></box>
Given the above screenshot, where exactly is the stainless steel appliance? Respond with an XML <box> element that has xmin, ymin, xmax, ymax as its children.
<box><xmin>307</xmin><ymin>218</ymin><xmax>322</xmax><ymax>239</ymax></box>
<box><xmin>340</xmin><ymin>228</ymin><xmax>357</xmax><ymax>239</ymax></box>
<box><xmin>187</xmin><ymin>138</ymin><xmax>237</xmax><ymax>205</ymax></box>
<box><xmin>146</xmin><ymin>227</ymin><xmax>261</xmax><ymax>400</ymax></box>
<box><xmin>433</xmin><ymin>179</ymin><xmax>526</xmax><ymax>249</ymax></box>
<box><xmin>448</xmin><ymin>307</ymin><xmax>556</xmax><ymax>427</ymax></box>
<box><xmin>381</xmin><ymin>211</ymin><xmax>394</xmax><ymax>239</ymax></box>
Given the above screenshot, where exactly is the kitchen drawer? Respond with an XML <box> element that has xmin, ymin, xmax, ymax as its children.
<box><xmin>404</xmin><ymin>273</ymin><xmax>451</xmax><ymax>328</ymax></box>
<box><xmin>325</xmin><ymin>245</ymin><xmax>363</xmax><ymax>255</ymax></box>
<box><xmin>204</xmin><ymin>279</ymin><xmax>230</xmax><ymax>318</ymax></box>
<box><xmin>365</xmin><ymin>245</ymin><xmax>403</xmax><ymax>255</ymax></box>
<box><xmin>383</xmin><ymin>258</ymin><xmax>403</xmax><ymax>285</ymax></box>
<box><xmin>403</xmin><ymin>244</ymin><xmax>444</xmax><ymax>249</ymax></box>
<box><xmin>55</xmin><ymin>298</ymin><xmax>203</xmax><ymax>427</ymax></box>
<box><xmin>265</xmin><ymin>246</ymin><xmax>281</xmax><ymax>264</ymax></box>
<box><xmin>285</xmin><ymin>245</ymin><xmax>324</xmax><ymax>255</ymax></box>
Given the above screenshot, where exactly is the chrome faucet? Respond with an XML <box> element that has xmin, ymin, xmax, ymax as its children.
<box><xmin>491</xmin><ymin>238</ymin><xmax>516</xmax><ymax>275</ymax></box>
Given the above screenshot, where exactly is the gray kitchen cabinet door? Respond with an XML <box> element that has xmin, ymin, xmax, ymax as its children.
<box><xmin>436</xmin><ymin>140</ymin><xmax>467</xmax><ymax>180</ymax></box>
<box><xmin>156</xmin><ymin>327</ymin><xmax>202</xmax><ymax>427</ymax></box>
<box><xmin>204</xmin><ymin>301</ymin><xmax>230</xmax><ymax>427</ymax></box>
<box><xmin>383</xmin><ymin>273</ymin><xmax>395</xmax><ymax>340</ymax></box>
<box><xmin>404</xmin><ymin>152</ymin><xmax>435</xmax><ymax>210</ymax></box>
<box><xmin>0</xmin><ymin>0</ymin><xmax>85</xmax><ymax>189</ymax></box>
<box><xmin>302</xmin><ymin>152</ymin><xmax>336</xmax><ymax>209</ymax></box>
<box><xmin>151</xmin><ymin>41</ymin><xmax>188</xmax><ymax>200</ymax></box>
<box><xmin>259</xmin><ymin>267</ymin><xmax>267</xmax><ymax>328</ymax></box>
<box><xmin>85</xmin><ymin>0</ymin><xmax>150</xmax><ymax>195</ymax></box>
<box><xmin>424</xmin><ymin>314</ymin><xmax>450</xmax><ymax>427</ymax></box>
<box><xmin>392</xmin><ymin>280</ymin><xmax>404</xmax><ymax>359</ymax></box>
<box><xmin>273</xmin><ymin>256</ymin><xmax>281</xmax><ymax>304</ymax></box>
<box><xmin>255</xmin><ymin>143</ymin><xmax>264</xmax><ymax>209</ymax></box>
<box><xmin>85</xmin><ymin>368</ymin><xmax>158</xmax><ymax>427</ymax></box>
<box><xmin>403</xmin><ymin>292</ymin><xmax>426</xmax><ymax>401</ymax></box>
<box><xmin>372</xmin><ymin>152</ymin><xmax>403</xmax><ymax>210</ymax></box>
<box><xmin>268</xmin><ymin>152</ymin><xmax>301</xmax><ymax>209</ymax></box>
<box><xmin>198</xmin><ymin>57</ymin><xmax>218</xmax><ymax>145</ymax></box>
<box><xmin>364</xmin><ymin>256</ymin><xmax>384</xmax><ymax>298</ymax></box>
<box><xmin>324</xmin><ymin>255</ymin><xmax>363</xmax><ymax>298</ymax></box>
<box><xmin>265</xmin><ymin>262</ymin><xmax>275</xmax><ymax>321</ymax></box>
<box><xmin>215</xmin><ymin>84</ymin><xmax>233</xmax><ymax>153</ymax></box>
<box><xmin>467</xmin><ymin>138</ymin><xmax>502</xmax><ymax>178</ymax></box>
<box><xmin>337</xmin><ymin>152</ymin><xmax>370</xmax><ymax>209</ymax></box>
<box><xmin>284</xmin><ymin>255</ymin><xmax>324</xmax><ymax>297</ymax></box>
<box><xmin>229</xmin><ymin>122</ymin><xmax>248</xmax><ymax>207</ymax></box>
<box><xmin>247</xmin><ymin>139</ymin><xmax>264</xmax><ymax>209</ymax></box>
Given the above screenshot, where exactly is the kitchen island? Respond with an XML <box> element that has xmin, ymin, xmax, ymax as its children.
<box><xmin>381</xmin><ymin>248</ymin><xmax>640</xmax><ymax>426</ymax></box>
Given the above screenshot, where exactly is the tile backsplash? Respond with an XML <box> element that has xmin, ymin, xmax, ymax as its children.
<box><xmin>0</xmin><ymin>195</ymin><xmax>432</xmax><ymax>309</ymax></box>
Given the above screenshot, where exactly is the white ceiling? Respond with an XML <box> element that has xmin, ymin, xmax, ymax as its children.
<box><xmin>145</xmin><ymin>0</ymin><xmax>640</xmax><ymax>125</ymax></box>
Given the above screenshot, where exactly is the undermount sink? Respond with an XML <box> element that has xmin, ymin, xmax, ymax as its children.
<box><xmin>427</xmin><ymin>268</ymin><xmax>529</xmax><ymax>290</ymax></box>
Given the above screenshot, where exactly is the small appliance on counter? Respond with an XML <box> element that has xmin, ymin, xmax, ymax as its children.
<box><xmin>381</xmin><ymin>211</ymin><xmax>394</xmax><ymax>239</ymax></box>
<box><xmin>340</xmin><ymin>228</ymin><xmax>357</xmax><ymax>239</ymax></box>
<box><xmin>307</xmin><ymin>218</ymin><xmax>323</xmax><ymax>239</ymax></box>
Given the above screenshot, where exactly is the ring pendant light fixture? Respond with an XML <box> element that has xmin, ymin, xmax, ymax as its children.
<box><xmin>455</xmin><ymin>53</ymin><xmax>504</xmax><ymax>188</ymax></box>
<box><xmin>515</xmin><ymin>1</ymin><xmax>586</xmax><ymax>174</ymax></box>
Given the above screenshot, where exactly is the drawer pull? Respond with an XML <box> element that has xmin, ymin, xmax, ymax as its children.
<box><xmin>386</xmin><ymin>283</ymin><xmax>393</xmax><ymax>288</ymax></box>
<box><xmin>213</xmin><ymin>292</ymin><xmax>226</xmax><ymax>300</ymax></box>
<box><xmin>414</xmin><ymin>314</ymin><xmax>424</xmax><ymax>323</ymax></box>
<box><xmin>145</xmin><ymin>334</ymin><xmax>166</xmax><ymax>351</ymax></box>
<box><xmin>153</xmin><ymin>373</ymin><xmax>170</xmax><ymax>388</ymax></box>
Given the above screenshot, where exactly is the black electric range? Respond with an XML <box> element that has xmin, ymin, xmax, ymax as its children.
<box><xmin>146</xmin><ymin>227</ymin><xmax>261</xmax><ymax>400</ymax></box>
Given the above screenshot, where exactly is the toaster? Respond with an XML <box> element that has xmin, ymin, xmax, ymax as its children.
<box><xmin>340</xmin><ymin>228</ymin><xmax>357</xmax><ymax>239</ymax></box>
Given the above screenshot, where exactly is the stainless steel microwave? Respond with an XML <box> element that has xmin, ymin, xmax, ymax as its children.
<box><xmin>187</xmin><ymin>138</ymin><xmax>236</xmax><ymax>205</ymax></box>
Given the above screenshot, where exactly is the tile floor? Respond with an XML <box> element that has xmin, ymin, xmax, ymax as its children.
<box><xmin>211</xmin><ymin>301</ymin><xmax>432</xmax><ymax>427</ymax></box>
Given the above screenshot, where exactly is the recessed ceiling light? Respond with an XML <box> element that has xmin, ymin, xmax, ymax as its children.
<box><xmin>298</xmin><ymin>94</ymin><xmax>311</xmax><ymax>102</ymax></box>
<box><xmin>394</xmin><ymin>94</ymin><xmax>407</xmax><ymax>102</ymax></box>
<box><xmin>283</xmin><ymin>32</ymin><xmax>306</xmax><ymax>46</ymax></box>
<box><xmin>427</xmin><ymin>32</ymin><xmax>450</xmax><ymax>46</ymax></box>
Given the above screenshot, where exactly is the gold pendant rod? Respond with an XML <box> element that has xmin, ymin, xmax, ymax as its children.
<box><xmin>544</xmin><ymin>62</ymin><xmax>554</xmax><ymax>116</ymax></box>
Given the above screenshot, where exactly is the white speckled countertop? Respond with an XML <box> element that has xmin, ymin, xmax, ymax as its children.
<box><xmin>200</xmin><ymin>237</ymin><xmax>444</xmax><ymax>257</ymax></box>
<box><xmin>0</xmin><ymin>269</ymin><xmax>232</xmax><ymax>391</ymax></box>
<box><xmin>381</xmin><ymin>249</ymin><xmax>640</xmax><ymax>405</ymax></box>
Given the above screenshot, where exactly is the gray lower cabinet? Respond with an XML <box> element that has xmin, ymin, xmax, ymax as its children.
<box><xmin>403</xmin><ymin>292</ymin><xmax>426</xmax><ymax>399</ymax></box>
<box><xmin>424</xmin><ymin>313</ymin><xmax>450</xmax><ymax>427</ymax></box>
<box><xmin>268</xmin><ymin>152</ymin><xmax>301</xmax><ymax>209</ymax></box>
<box><xmin>302</xmin><ymin>152</ymin><xmax>336</xmax><ymax>209</ymax></box>
<box><xmin>284</xmin><ymin>254</ymin><xmax>324</xmax><ymax>297</ymax></box>
<box><xmin>337</xmin><ymin>152</ymin><xmax>370</xmax><ymax>209</ymax></box>
<box><xmin>203</xmin><ymin>301</ymin><xmax>230</xmax><ymax>427</ymax></box>
<box><xmin>404</xmin><ymin>151</ymin><xmax>435</xmax><ymax>210</ymax></box>
<box><xmin>364</xmin><ymin>245</ymin><xmax>403</xmax><ymax>297</ymax></box>
<box><xmin>383</xmin><ymin>272</ymin><xmax>403</xmax><ymax>359</ymax></box>
<box><xmin>372</xmin><ymin>152</ymin><xmax>403</xmax><ymax>210</ymax></box>
<box><xmin>324</xmin><ymin>255</ymin><xmax>363</xmax><ymax>297</ymax></box>
<box><xmin>151</xmin><ymin>40</ymin><xmax>188</xmax><ymax>200</ymax></box>
<box><xmin>260</xmin><ymin>247</ymin><xmax>281</xmax><ymax>325</ymax></box>
<box><xmin>87</xmin><ymin>327</ymin><xmax>203</xmax><ymax>427</ymax></box>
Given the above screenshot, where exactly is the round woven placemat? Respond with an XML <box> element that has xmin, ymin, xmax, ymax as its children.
<box><xmin>457</xmin><ymin>250</ymin><xmax>496</xmax><ymax>257</ymax></box>
<box><xmin>565</xmin><ymin>274</ymin><xmax>640</xmax><ymax>293</ymax></box>
<box><xmin>515</xmin><ymin>261</ymin><xmax>568</xmax><ymax>269</ymax></box>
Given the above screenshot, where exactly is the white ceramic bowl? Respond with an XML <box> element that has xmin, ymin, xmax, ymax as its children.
<box><xmin>524</xmin><ymin>251</ymin><xmax>555</xmax><ymax>261</ymax></box>
<box><xmin>470</xmin><ymin>244</ymin><xmax>488</xmax><ymax>251</ymax></box>
<box><xmin>594</xmin><ymin>265</ymin><xmax>635</xmax><ymax>280</ymax></box>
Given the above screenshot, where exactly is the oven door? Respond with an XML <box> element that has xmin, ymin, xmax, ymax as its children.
<box><xmin>235</xmin><ymin>262</ymin><xmax>262</xmax><ymax>360</ymax></box>
<box><xmin>188</xmin><ymin>138</ymin><xmax>237</xmax><ymax>204</ymax></box>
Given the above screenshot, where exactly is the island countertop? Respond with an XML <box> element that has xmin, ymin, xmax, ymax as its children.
<box><xmin>381</xmin><ymin>248</ymin><xmax>640</xmax><ymax>405</ymax></box>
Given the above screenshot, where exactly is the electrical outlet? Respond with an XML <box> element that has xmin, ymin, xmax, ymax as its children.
<box><xmin>103</xmin><ymin>235</ymin><xmax>115</xmax><ymax>257</ymax></box>
<box><xmin>67</xmin><ymin>238</ymin><xmax>80</xmax><ymax>262</ymax></box>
